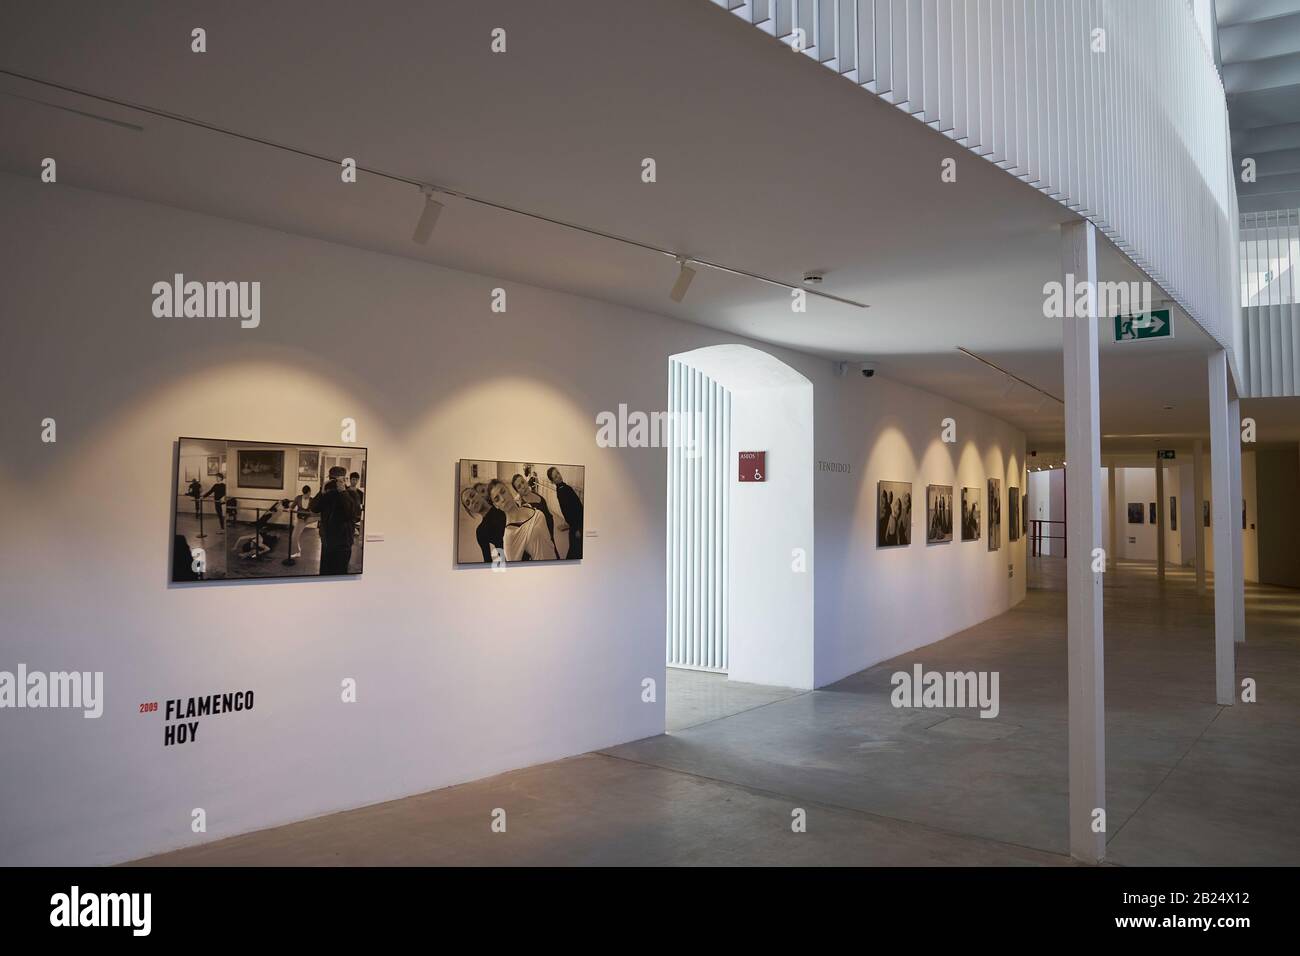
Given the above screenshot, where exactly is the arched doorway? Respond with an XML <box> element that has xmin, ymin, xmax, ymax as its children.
<box><xmin>666</xmin><ymin>345</ymin><xmax>815</xmax><ymax>690</ymax></box>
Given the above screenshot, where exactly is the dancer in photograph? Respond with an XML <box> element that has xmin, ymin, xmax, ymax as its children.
<box><xmin>461</xmin><ymin>485</ymin><xmax>505</xmax><ymax>563</ymax></box>
<box><xmin>233</xmin><ymin>499</ymin><xmax>287</xmax><ymax>561</ymax></box>
<box><xmin>282</xmin><ymin>485</ymin><xmax>318</xmax><ymax>566</ymax></box>
<box><xmin>512</xmin><ymin>473</ymin><xmax>556</xmax><ymax>551</ymax></box>
<box><xmin>186</xmin><ymin>478</ymin><xmax>203</xmax><ymax>518</ymax></box>
<box><xmin>311</xmin><ymin>466</ymin><xmax>360</xmax><ymax>574</ymax></box>
<box><xmin>488</xmin><ymin>478</ymin><xmax>557</xmax><ymax>561</ymax></box>
<box><xmin>202</xmin><ymin>473</ymin><xmax>227</xmax><ymax>529</ymax></box>
<box><xmin>548</xmin><ymin>467</ymin><xmax>583</xmax><ymax>559</ymax></box>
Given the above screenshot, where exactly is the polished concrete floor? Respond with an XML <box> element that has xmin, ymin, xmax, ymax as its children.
<box><xmin>136</xmin><ymin>557</ymin><xmax>1300</xmax><ymax>866</ymax></box>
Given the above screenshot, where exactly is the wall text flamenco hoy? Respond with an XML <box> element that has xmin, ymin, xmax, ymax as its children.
<box><xmin>162</xmin><ymin>690</ymin><xmax>254</xmax><ymax>746</ymax></box>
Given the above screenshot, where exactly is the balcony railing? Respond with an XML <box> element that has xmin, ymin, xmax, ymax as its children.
<box><xmin>1240</xmin><ymin>208</ymin><xmax>1300</xmax><ymax>396</ymax></box>
<box><xmin>709</xmin><ymin>0</ymin><xmax>1240</xmax><ymax>366</ymax></box>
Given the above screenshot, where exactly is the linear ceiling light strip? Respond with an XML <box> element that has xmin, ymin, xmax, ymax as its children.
<box><xmin>955</xmin><ymin>346</ymin><xmax>1063</xmax><ymax>405</ymax></box>
<box><xmin>0</xmin><ymin>68</ymin><xmax>867</xmax><ymax>309</ymax></box>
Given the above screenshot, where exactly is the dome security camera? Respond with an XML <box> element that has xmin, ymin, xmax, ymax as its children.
<box><xmin>859</xmin><ymin>362</ymin><xmax>876</xmax><ymax>378</ymax></box>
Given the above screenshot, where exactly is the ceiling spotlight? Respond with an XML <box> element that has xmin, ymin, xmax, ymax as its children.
<box><xmin>670</xmin><ymin>257</ymin><xmax>697</xmax><ymax>303</ymax></box>
<box><xmin>412</xmin><ymin>186</ymin><xmax>444</xmax><ymax>244</ymax></box>
<box><xmin>802</xmin><ymin>270</ymin><xmax>825</xmax><ymax>285</ymax></box>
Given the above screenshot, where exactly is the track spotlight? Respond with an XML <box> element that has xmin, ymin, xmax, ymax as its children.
<box><xmin>670</xmin><ymin>257</ymin><xmax>696</xmax><ymax>303</ymax></box>
<box><xmin>412</xmin><ymin>186</ymin><xmax>444</xmax><ymax>244</ymax></box>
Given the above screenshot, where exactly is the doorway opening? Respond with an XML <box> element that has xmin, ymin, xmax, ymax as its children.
<box><xmin>665</xmin><ymin>345</ymin><xmax>814</xmax><ymax>732</ymax></box>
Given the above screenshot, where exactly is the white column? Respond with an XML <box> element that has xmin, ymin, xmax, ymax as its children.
<box><xmin>1193</xmin><ymin>439</ymin><xmax>1206</xmax><ymax>594</ymax></box>
<box><xmin>1061</xmin><ymin>220</ymin><xmax>1105</xmax><ymax>864</ymax></box>
<box><xmin>1155</xmin><ymin>454</ymin><xmax>1166</xmax><ymax>580</ymax></box>
<box><xmin>1208</xmin><ymin>351</ymin><xmax>1236</xmax><ymax>705</ymax></box>
<box><xmin>1106</xmin><ymin>460</ymin><xmax>1117</xmax><ymax>570</ymax></box>
<box><xmin>1229</xmin><ymin>390</ymin><xmax>1245</xmax><ymax>644</ymax></box>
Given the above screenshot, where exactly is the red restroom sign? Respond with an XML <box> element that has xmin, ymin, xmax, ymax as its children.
<box><xmin>738</xmin><ymin>451</ymin><xmax>766</xmax><ymax>482</ymax></box>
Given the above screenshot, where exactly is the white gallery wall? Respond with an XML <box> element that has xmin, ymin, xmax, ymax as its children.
<box><xmin>0</xmin><ymin>173</ymin><xmax>1026</xmax><ymax>864</ymax></box>
<box><xmin>812</xmin><ymin>372</ymin><xmax>1027</xmax><ymax>685</ymax></box>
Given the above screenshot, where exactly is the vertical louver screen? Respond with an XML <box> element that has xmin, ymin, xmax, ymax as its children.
<box><xmin>667</xmin><ymin>358</ymin><xmax>731</xmax><ymax>671</ymax></box>
<box><xmin>1240</xmin><ymin>209</ymin><xmax>1300</xmax><ymax>397</ymax></box>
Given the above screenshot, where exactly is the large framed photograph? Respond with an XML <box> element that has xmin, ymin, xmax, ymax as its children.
<box><xmin>172</xmin><ymin>437</ymin><xmax>367</xmax><ymax>582</ymax></box>
<box><xmin>1128</xmin><ymin>502</ymin><xmax>1144</xmax><ymax>524</ymax></box>
<box><xmin>961</xmin><ymin>487</ymin><xmax>981</xmax><ymax>541</ymax></box>
<box><xmin>926</xmin><ymin>484</ymin><xmax>953</xmax><ymax>544</ymax></box>
<box><xmin>876</xmin><ymin>480</ymin><xmax>912</xmax><ymax>547</ymax></box>
<box><xmin>1008</xmin><ymin>486</ymin><xmax>1020</xmax><ymax>541</ymax></box>
<box><xmin>457</xmin><ymin>460</ymin><xmax>585</xmax><ymax>564</ymax></box>
<box><xmin>987</xmin><ymin>478</ymin><xmax>1001</xmax><ymax>551</ymax></box>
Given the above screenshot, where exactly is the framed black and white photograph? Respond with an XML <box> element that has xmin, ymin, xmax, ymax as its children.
<box><xmin>1128</xmin><ymin>502</ymin><xmax>1144</xmax><ymax>524</ymax></box>
<box><xmin>1008</xmin><ymin>486</ymin><xmax>1020</xmax><ymax>541</ymax></box>
<box><xmin>457</xmin><ymin>460</ymin><xmax>585</xmax><ymax>564</ymax></box>
<box><xmin>1243</xmin><ymin>498</ymin><xmax>1248</xmax><ymax>530</ymax></box>
<box><xmin>1204</xmin><ymin>500</ymin><xmax>1211</xmax><ymax>527</ymax></box>
<box><xmin>876</xmin><ymin>480</ymin><xmax>912</xmax><ymax>548</ymax></box>
<box><xmin>1023</xmin><ymin>493</ymin><xmax>1029</xmax><ymax>538</ymax></box>
<box><xmin>987</xmin><ymin>478</ymin><xmax>1001</xmax><ymax>551</ymax></box>
<box><xmin>1149</xmin><ymin>501</ymin><xmax>1157</xmax><ymax>524</ymax></box>
<box><xmin>961</xmin><ymin>486</ymin><xmax>981</xmax><ymax>541</ymax></box>
<box><xmin>172</xmin><ymin>437</ymin><xmax>366</xmax><ymax>583</ymax></box>
<box><xmin>206</xmin><ymin>455</ymin><xmax>223</xmax><ymax>476</ymax></box>
<box><xmin>926</xmin><ymin>484</ymin><xmax>953</xmax><ymax>544</ymax></box>
<box><xmin>1170</xmin><ymin>495</ymin><xmax>1178</xmax><ymax>531</ymax></box>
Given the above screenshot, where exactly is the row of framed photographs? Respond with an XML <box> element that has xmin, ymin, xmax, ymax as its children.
<box><xmin>877</xmin><ymin>479</ymin><xmax>1025</xmax><ymax>551</ymax></box>
<box><xmin>1127</xmin><ymin>496</ymin><xmax>1247</xmax><ymax>531</ymax></box>
<box><xmin>172</xmin><ymin>437</ymin><xmax>586</xmax><ymax>583</ymax></box>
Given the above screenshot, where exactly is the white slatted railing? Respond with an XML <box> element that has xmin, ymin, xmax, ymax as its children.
<box><xmin>1240</xmin><ymin>209</ymin><xmax>1300</xmax><ymax>397</ymax></box>
<box><xmin>667</xmin><ymin>357</ymin><xmax>731</xmax><ymax>671</ymax></box>
<box><xmin>710</xmin><ymin>0</ymin><xmax>1240</xmax><ymax>363</ymax></box>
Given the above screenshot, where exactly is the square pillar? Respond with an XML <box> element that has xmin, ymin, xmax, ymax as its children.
<box><xmin>1061</xmin><ymin>220</ymin><xmax>1105</xmax><ymax>864</ymax></box>
<box><xmin>1193</xmin><ymin>439</ymin><xmax>1206</xmax><ymax>593</ymax></box>
<box><xmin>1229</xmin><ymin>389</ymin><xmax>1245</xmax><ymax>644</ymax></box>
<box><xmin>1208</xmin><ymin>351</ymin><xmax>1236</xmax><ymax>705</ymax></box>
<box><xmin>1106</xmin><ymin>460</ymin><xmax>1117</xmax><ymax>570</ymax></box>
<box><xmin>1155</xmin><ymin>454</ymin><xmax>1166</xmax><ymax>580</ymax></box>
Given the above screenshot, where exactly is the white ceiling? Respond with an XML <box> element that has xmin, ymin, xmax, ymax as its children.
<box><xmin>2</xmin><ymin>0</ymin><xmax>1284</xmax><ymax>450</ymax></box>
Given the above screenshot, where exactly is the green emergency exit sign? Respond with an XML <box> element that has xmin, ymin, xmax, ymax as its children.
<box><xmin>1114</xmin><ymin>309</ymin><xmax>1172</xmax><ymax>342</ymax></box>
